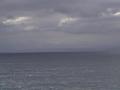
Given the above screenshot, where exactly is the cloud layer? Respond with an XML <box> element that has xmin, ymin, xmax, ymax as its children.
<box><xmin>0</xmin><ymin>0</ymin><xmax>120</xmax><ymax>52</ymax></box>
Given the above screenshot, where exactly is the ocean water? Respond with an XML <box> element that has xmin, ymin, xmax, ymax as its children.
<box><xmin>0</xmin><ymin>53</ymin><xmax>120</xmax><ymax>90</ymax></box>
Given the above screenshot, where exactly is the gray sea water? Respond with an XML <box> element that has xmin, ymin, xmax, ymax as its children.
<box><xmin>0</xmin><ymin>53</ymin><xmax>120</xmax><ymax>90</ymax></box>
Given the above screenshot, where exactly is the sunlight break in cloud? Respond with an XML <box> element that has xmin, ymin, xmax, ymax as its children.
<box><xmin>2</xmin><ymin>16</ymin><xmax>31</xmax><ymax>25</ymax></box>
<box><xmin>101</xmin><ymin>8</ymin><xmax>120</xmax><ymax>17</ymax></box>
<box><xmin>58</xmin><ymin>16</ymin><xmax>79</xmax><ymax>27</ymax></box>
<box><xmin>113</xmin><ymin>12</ymin><xmax>120</xmax><ymax>16</ymax></box>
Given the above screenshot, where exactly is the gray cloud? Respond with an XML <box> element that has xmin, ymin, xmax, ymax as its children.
<box><xmin>0</xmin><ymin>0</ymin><xmax>120</xmax><ymax>52</ymax></box>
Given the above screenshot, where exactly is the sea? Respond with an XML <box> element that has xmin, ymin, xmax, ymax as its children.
<box><xmin>0</xmin><ymin>52</ymin><xmax>120</xmax><ymax>90</ymax></box>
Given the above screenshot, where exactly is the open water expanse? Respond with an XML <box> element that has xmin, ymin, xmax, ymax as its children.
<box><xmin>0</xmin><ymin>53</ymin><xmax>120</xmax><ymax>90</ymax></box>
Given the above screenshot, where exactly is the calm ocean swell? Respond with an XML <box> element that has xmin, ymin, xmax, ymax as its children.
<box><xmin>0</xmin><ymin>53</ymin><xmax>120</xmax><ymax>90</ymax></box>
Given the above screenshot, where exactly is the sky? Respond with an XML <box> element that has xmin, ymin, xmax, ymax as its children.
<box><xmin>0</xmin><ymin>0</ymin><xmax>120</xmax><ymax>53</ymax></box>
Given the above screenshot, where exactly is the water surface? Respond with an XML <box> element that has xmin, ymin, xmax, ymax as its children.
<box><xmin>0</xmin><ymin>53</ymin><xmax>120</xmax><ymax>90</ymax></box>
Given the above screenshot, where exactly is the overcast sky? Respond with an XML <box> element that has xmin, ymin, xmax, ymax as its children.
<box><xmin>0</xmin><ymin>0</ymin><xmax>120</xmax><ymax>53</ymax></box>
